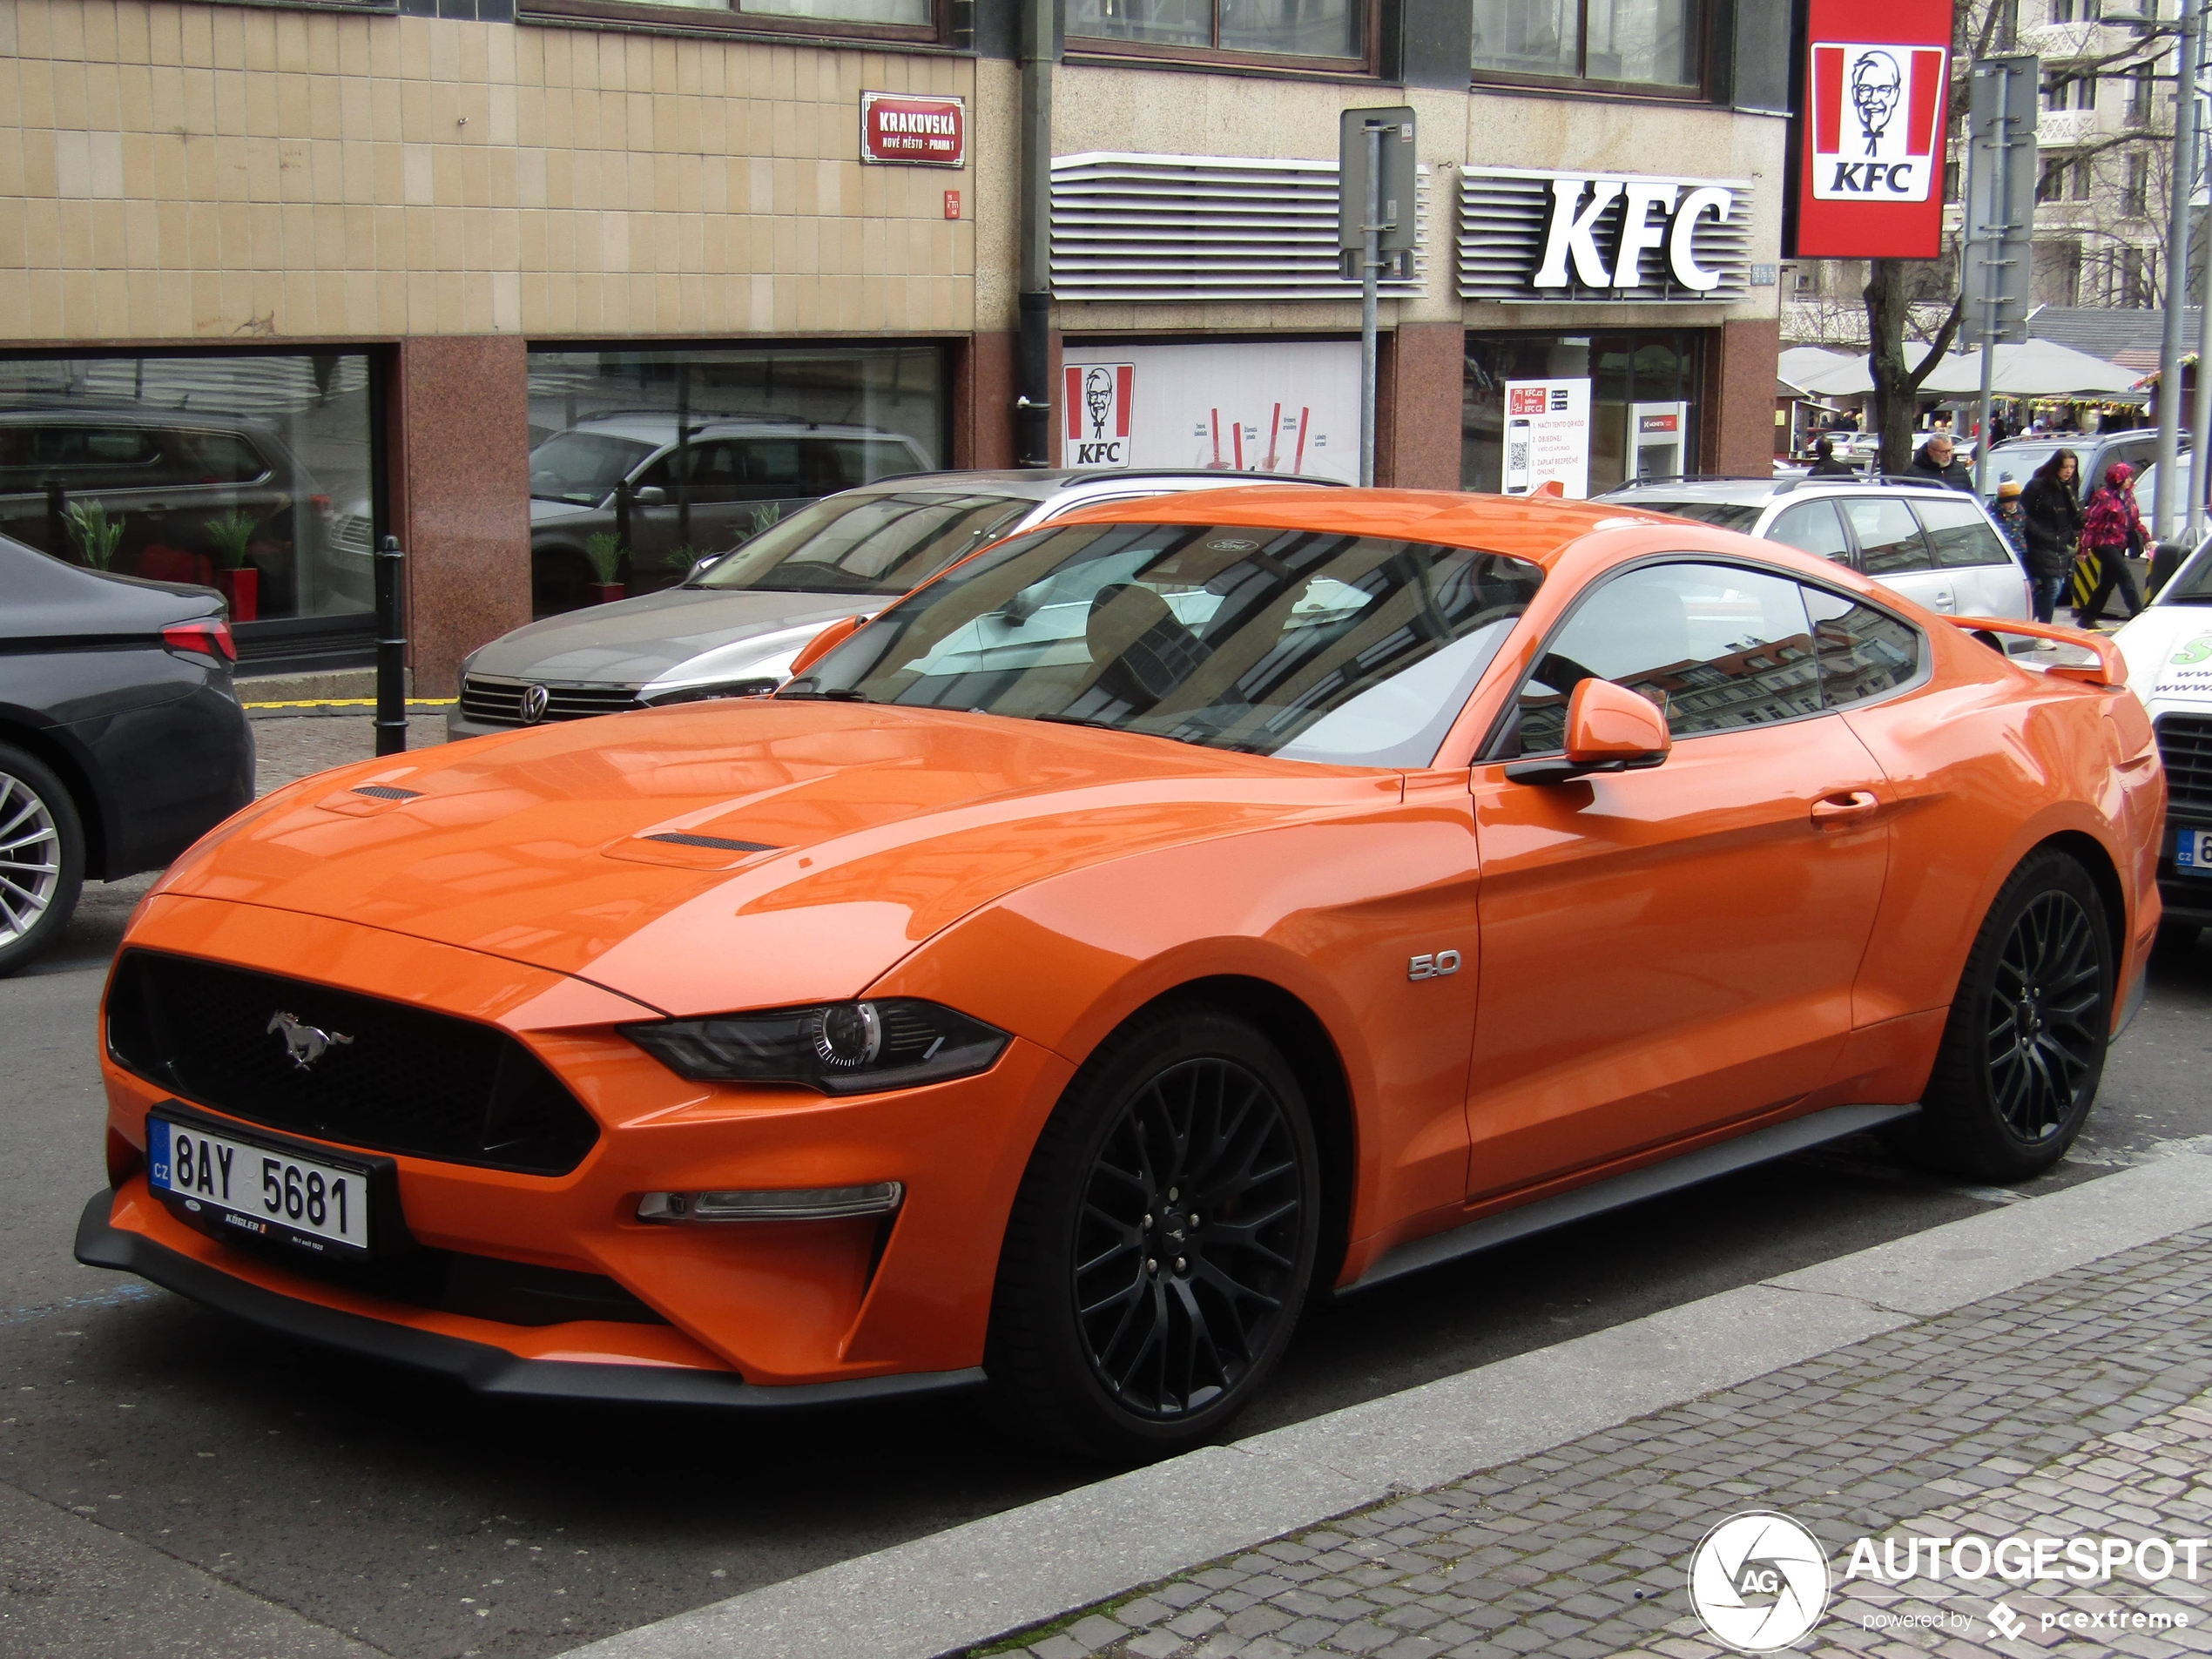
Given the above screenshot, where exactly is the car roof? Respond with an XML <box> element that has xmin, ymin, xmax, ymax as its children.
<box><xmin>554</xmin><ymin>415</ymin><xmax>927</xmax><ymax>445</ymax></box>
<box><xmin>1598</xmin><ymin>476</ymin><xmax>1974</xmax><ymax>506</ymax></box>
<box><xmin>0</xmin><ymin>404</ymin><xmax>278</xmax><ymax>432</ymax></box>
<box><xmin>834</xmin><ymin>469</ymin><xmax>1344</xmax><ymax>504</ymax></box>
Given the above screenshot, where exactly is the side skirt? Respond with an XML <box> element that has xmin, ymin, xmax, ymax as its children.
<box><xmin>1343</xmin><ymin>1102</ymin><xmax>1922</xmax><ymax>1294</ymax></box>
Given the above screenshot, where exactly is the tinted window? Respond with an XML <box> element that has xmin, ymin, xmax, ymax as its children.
<box><xmin>699</xmin><ymin>490</ymin><xmax>1034</xmax><ymax>597</ymax></box>
<box><xmin>529</xmin><ymin>431</ymin><xmax>652</xmax><ymax>504</ymax></box>
<box><xmin>0</xmin><ymin>423</ymin><xmax>161</xmax><ymax>482</ymax></box>
<box><xmin>1805</xmin><ymin>586</ymin><xmax>1923</xmax><ymax>706</ymax></box>
<box><xmin>1767</xmin><ymin>499</ymin><xmax>1851</xmax><ymax>562</ymax></box>
<box><xmin>735</xmin><ymin>440</ymin><xmax>808</xmax><ymax>498</ymax></box>
<box><xmin>1514</xmin><ymin>562</ymin><xmax>1823</xmax><ymax>754</ymax></box>
<box><xmin>173</xmin><ymin>429</ymin><xmax>267</xmax><ymax>485</ymax></box>
<box><xmin>1839</xmin><ymin>499</ymin><xmax>1932</xmax><ymax>575</ymax></box>
<box><xmin>1914</xmin><ymin>496</ymin><xmax>2012</xmax><ymax>568</ymax></box>
<box><xmin>791</xmin><ymin>523</ymin><xmax>1548</xmax><ymax>768</ymax></box>
<box><xmin>1623</xmin><ymin>499</ymin><xmax>1765</xmax><ymax>533</ymax></box>
<box><xmin>828</xmin><ymin>440</ymin><xmax>920</xmax><ymax>489</ymax></box>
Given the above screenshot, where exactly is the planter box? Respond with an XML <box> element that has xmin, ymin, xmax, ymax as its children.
<box><xmin>215</xmin><ymin>566</ymin><xmax>260</xmax><ymax>622</ymax></box>
<box><xmin>589</xmin><ymin>582</ymin><xmax>626</xmax><ymax>604</ymax></box>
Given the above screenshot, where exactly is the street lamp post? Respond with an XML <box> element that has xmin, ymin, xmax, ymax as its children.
<box><xmin>2156</xmin><ymin>0</ymin><xmax>2205</xmax><ymax>542</ymax></box>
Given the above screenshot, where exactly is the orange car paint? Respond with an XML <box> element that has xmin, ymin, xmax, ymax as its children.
<box><xmin>95</xmin><ymin>488</ymin><xmax>2163</xmax><ymax>1389</ymax></box>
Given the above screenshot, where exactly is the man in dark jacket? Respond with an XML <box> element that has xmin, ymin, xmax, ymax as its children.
<box><xmin>1807</xmin><ymin>437</ymin><xmax>1857</xmax><ymax>476</ymax></box>
<box><xmin>2019</xmin><ymin>448</ymin><xmax>2083</xmax><ymax>623</ymax></box>
<box><xmin>1910</xmin><ymin>434</ymin><xmax>1975</xmax><ymax>490</ymax></box>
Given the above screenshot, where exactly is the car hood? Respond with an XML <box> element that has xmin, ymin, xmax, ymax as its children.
<box><xmin>464</xmin><ymin>587</ymin><xmax>876</xmax><ymax>690</ymax></box>
<box><xmin>147</xmin><ymin>702</ymin><xmax>1398</xmax><ymax>1017</ymax></box>
<box><xmin>2116</xmin><ymin>604</ymin><xmax>2212</xmax><ymax>709</ymax></box>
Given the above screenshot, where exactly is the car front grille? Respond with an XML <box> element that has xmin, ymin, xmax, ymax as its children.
<box><xmin>2156</xmin><ymin>713</ymin><xmax>2212</xmax><ymax>817</ymax></box>
<box><xmin>329</xmin><ymin>513</ymin><xmax>374</xmax><ymax>559</ymax></box>
<box><xmin>105</xmin><ymin>950</ymin><xmax>601</xmax><ymax>1177</ymax></box>
<box><xmin>459</xmin><ymin>676</ymin><xmax>642</xmax><ymax>727</ymax></box>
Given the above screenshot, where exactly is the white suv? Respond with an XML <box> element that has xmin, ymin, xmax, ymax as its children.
<box><xmin>1597</xmin><ymin>476</ymin><xmax>2033</xmax><ymax>623</ymax></box>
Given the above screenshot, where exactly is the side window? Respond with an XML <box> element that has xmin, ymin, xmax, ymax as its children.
<box><xmin>1805</xmin><ymin>586</ymin><xmax>1923</xmax><ymax>707</ymax></box>
<box><xmin>735</xmin><ymin>440</ymin><xmax>807</xmax><ymax>499</ymax></box>
<box><xmin>1767</xmin><ymin>500</ymin><xmax>1851</xmax><ymax>564</ymax></box>
<box><xmin>829</xmin><ymin>440</ymin><xmax>920</xmax><ymax>489</ymax></box>
<box><xmin>1914</xmin><ymin>496</ymin><xmax>2013</xmax><ymax>567</ymax></box>
<box><xmin>1838</xmin><ymin>498</ymin><xmax>1933</xmax><ymax>575</ymax></box>
<box><xmin>1514</xmin><ymin>563</ymin><xmax>1824</xmax><ymax>755</ymax></box>
<box><xmin>172</xmin><ymin>429</ymin><xmax>267</xmax><ymax>485</ymax></box>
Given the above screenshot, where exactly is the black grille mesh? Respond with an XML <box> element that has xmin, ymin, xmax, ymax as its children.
<box><xmin>2158</xmin><ymin>714</ymin><xmax>2212</xmax><ymax>816</ymax></box>
<box><xmin>460</xmin><ymin>677</ymin><xmax>641</xmax><ymax>727</ymax></box>
<box><xmin>107</xmin><ymin>950</ymin><xmax>600</xmax><ymax>1177</ymax></box>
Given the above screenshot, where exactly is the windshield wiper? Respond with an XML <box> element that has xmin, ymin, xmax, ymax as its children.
<box><xmin>774</xmin><ymin>686</ymin><xmax>873</xmax><ymax>703</ymax></box>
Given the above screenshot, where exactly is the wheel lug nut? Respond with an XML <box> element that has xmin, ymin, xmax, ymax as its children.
<box><xmin>1168</xmin><ymin>1187</ymin><xmax>1178</xmax><ymax>1201</ymax></box>
<box><xmin>1189</xmin><ymin>1214</ymin><xmax>1201</xmax><ymax>1229</ymax></box>
<box><xmin>1176</xmin><ymin>1257</ymin><xmax>1187</xmax><ymax>1271</ymax></box>
<box><xmin>1147</xmin><ymin>1258</ymin><xmax>1158</xmax><ymax>1274</ymax></box>
<box><xmin>1143</xmin><ymin>1214</ymin><xmax>1153</xmax><ymax>1228</ymax></box>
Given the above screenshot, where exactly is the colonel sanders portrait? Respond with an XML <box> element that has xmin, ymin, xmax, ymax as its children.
<box><xmin>1851</xmin><ymin>51</ymin><xmax>1903</xmax><ymax>155</ymax></box>
<box><xmin>1084</xmin><ymin>367</ymin><xmax>1115</xmax><ymax>438</ymax></box>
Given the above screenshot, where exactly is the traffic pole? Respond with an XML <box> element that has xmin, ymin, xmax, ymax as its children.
<box><xmin>374</xmin><ymin>532</ymin><xmax>408</xmax><ymax>758</ymax></box>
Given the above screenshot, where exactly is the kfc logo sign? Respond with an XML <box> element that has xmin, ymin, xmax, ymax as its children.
<box><xmin>1810</xmin><ymin>42</ymin><xmax>1948</xmax><ymax>201</ymax></box>
<box><xmin>1066</xmin><ymin>364</ymin><xmax>1134</xmax><ymax>469</ymax></box>
<box><xmin>1532</xmin><ymin>176</ymin><xmax>1737</xmax><ymax>294</ymax></box>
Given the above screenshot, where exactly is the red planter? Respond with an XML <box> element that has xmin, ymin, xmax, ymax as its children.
<box><xmin>215</xmin><ymin>566</ymin><xmax>260</xmax><ymax>622</ymax></box>
<box><xmin>589</xmin><ymin>582</ymin><xmax>626</xmax><ymax>604</ymax></box>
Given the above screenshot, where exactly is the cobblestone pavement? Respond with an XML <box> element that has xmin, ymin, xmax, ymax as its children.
<box><xmin>980</xmin><ymin>1230</ymin><xmax>2212</xmax><ymax>1659</ymax></box>
<box><xmin>251</xmin><ymin>710</ymin><xmax>448</xmax><ymax>794</ymax></box>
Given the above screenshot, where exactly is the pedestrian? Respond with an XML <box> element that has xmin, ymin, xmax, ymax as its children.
<box><xmin>1910</xmin><ymin>433</ymin><xmax>1975</xmax><ymax>491</ymax></box>
<box><xmin>2076</xmin><ymin>460</ymin><xmax>2149</xmax><ymax>628</ymax></box>
<box><xmin>1807</xmin><ymin>436</ymin><xmax>1856</xmax><ymax>476</ymax></box>
<box><xmin>1992</xmin><ymin>478</ymin><xmax>2029</xmax><ymax>563</ymax></box>
<box><xmin>2020</xmin><ymin>449</ymin><xmax>2084</xmax><ymax>625</ymax></box>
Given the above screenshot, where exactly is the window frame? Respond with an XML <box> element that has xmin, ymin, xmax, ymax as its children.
<box><xmin>1476</xmin><ymin>551</ymin><xmax>1932</xmax><ymax>761</ymax></box>
<box><xmin>1063</xmin><ymin>0</ymin><xmax>1379</xmax><ymax>78</ymax></box>
<box><xmin>521</xmin><ymin>0</ymin><xmax>948</xmax><ymax>48</ymax></box>
<box><xmin>1470</xmin><ymin>0</ymin><xmax>1710</xmax><ymax>101</ymax></box>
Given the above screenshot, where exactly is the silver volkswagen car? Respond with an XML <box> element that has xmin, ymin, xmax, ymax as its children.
<box><xmin>449</xmin><ymin>469</ymin><xmax>1339</xmax><ymax>738</ymax></box>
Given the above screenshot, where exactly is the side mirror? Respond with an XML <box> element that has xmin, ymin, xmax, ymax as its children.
<box><xmin>1507</xmin><ymin>678</ymin><xmax>1671</xmax><ymax>785</ymax></box>
<box><xmin>787</xmin><ymin>614</ymin><xmax>867</xmax><ymax>679</ymax></box>
<box><xmin>631</xmin><ymin>485</ymin><xmax>668</xmax><ymax>507</ymax></box>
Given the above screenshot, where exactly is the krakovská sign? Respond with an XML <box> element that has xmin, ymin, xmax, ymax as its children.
<box><xmin>860</xmin><ymin>92</ymin><xmax>966</xmax><ymax>168</ymax></box>
<box><xmin>1458</xmin><ymin>168</ymin><xmax>1751</xmax><ymax>304</ymax></box>
<box><xmin>1791</xmin><ymin>0</ymin><xmax>1954</xmax><ymax>258</ymax></box>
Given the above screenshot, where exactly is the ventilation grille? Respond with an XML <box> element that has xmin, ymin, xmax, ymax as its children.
<box><xmin>2157</xmin><ymin>713</ymin><xmax>2212</xmax><ymax>816</ymax></box>
<box><xmin>460</xmin><ymin>677</ymin><xmax>642</xmax><ymax>727</ymax></box>
<box><xmin>1459</xmin><ymin>168</ymin><xmax>1752</xmax><ymax>304</ymax></box>
<box><xmin>1051</xmin><ymin>152</ymin><xmax>1428</xmax><ymax>303</ymax></box>
<box><xmin>350</xmin><ymin>785</ymin><xmax>421</xmax><ymax>801</ymax></box>
<box><xmin>644</xmin><ymin>832</ymin><xmax>778</xmax><ymax>853</ymax></box>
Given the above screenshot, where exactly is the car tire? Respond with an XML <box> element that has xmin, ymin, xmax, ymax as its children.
<box><xmin>0</xmin><ymin>743</ymin><xmax>85</xmax><ymax>977</ymax></box>
<box><xmin>986</xmin><ymin>1007</ymin><xmax>1321</xmax><ymax>1461</ymax></box>
<box><xmin>1910</xmin><ymin>848</ymin><xmax>2113</xmax><ymax>1184</ymax></box>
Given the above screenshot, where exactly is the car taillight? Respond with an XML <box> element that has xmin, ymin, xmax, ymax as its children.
<box><xmin>163</xmin><ymin>619</ymin><xmax>237</xmax><ymax>663</ymax></box>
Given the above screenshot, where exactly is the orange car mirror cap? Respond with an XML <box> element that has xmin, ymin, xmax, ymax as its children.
<box><xmin>1565</xmin><ymin>678</ymin><xmax>1672</xmax><ymax>765</ymax></box>
<box><xmin>788</xmin><ymin>614</ymin><xmax>867</xmax><ymax>680</ymax></box>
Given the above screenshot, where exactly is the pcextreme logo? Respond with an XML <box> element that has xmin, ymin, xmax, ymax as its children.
<box><xmin>1688</xmin><ymin>1511</ymin><xmax>1831</xmax><ymax>1652</ymax></box>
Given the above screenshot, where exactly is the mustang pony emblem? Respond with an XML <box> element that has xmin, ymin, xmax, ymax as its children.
<box><xmin>267</xmin><ymin>1011</ymin><xmax>354</xmax><ymax>1071</ymax></box>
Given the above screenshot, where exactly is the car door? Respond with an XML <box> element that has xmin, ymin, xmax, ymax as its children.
<box><xmin>1463</xmin><ymin>558</ymin><xmax>1894</xmax><ymax>1199</ymax></box>
<box><xmin>1839</xmin><ymin>496</ymin><xmax>1954</xmax><ymax>615</ymax></box>
<box><xmin>1912</xmin><ymin>493</ymin><xmax>2031</xmax><ymax>618</ymax></box>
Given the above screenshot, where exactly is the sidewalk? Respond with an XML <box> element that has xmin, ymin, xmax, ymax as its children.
<box><xmin>984</xmin><ymin>1228</ymin><xmax>2212</xmax><ymax>1659</ymax></box>
<box><xmin>564</xmin><ymin>1155</ymin><xmax>2212</xmax><ymax>1659</ymax></box>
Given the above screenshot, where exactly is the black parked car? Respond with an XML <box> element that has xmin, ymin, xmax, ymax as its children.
<box><xmin>0</xmin><ymin>535</ymin><xmax>254</xmax><ymax>973</ymax></box>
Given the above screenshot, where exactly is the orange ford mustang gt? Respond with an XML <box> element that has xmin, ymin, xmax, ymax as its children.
<box><xmin>78</xmin><ymin>488</ymin><xmax>2163</xmax><ymax>1456</ymax></box>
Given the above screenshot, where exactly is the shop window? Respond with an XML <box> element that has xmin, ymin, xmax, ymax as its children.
<box><xmin>1473</xmin><ymin>0</ymin><xmax>1700</xmax><ymax>92</ymax></box>
<box><xmin>524</xmin><ymin>344</ymin><xmax>947</xmax><ymax>617</ymax></box>
<box><xmin>1463</xmin><ymin>331</ymin><xmax>1703</xmax><ymax>496</ymax></box>
<box><xmin>1068</xmin><ymin>0</ymin><xmax>1366</xmax><ymax>66</ymax></box>
<box><xmin>0</xmin><ymin>351</ymin><xmax>381</xmax><ymax>651</ymax></box>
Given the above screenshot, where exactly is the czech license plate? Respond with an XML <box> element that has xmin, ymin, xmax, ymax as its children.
<box><xmin>148</xmin><ymin>1114</ymin><xmax>371</xmax><ymax>1257</ymax></box>
<box><xmin>2176</xmin><ymin>826</ymin><xmax>2212</xmax><ymax>875</ymax></box>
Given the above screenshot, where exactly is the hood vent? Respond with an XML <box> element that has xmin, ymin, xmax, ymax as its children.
<box><xmin>644</xmin><ymin>831</ymin><xmax>779</xmax><ymax>853</ymax></box>
<box><xmin>352</xmin><ymin>785</ymin><xmax>422</xmax><ymax>801</ymax></box>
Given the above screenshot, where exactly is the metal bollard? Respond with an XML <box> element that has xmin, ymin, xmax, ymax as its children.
<box><xmin>374</xmin><ymin>532</ymin><xmax>408</xmax><ymax>757</ymax></box>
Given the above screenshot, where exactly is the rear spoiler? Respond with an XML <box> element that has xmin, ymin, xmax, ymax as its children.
<box><xmin>1947</xmin><ymin>617</ymin><xmax>2126</xmax><ymax>687</ymax></box>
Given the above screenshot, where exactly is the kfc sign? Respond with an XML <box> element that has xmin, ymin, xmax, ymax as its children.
<box><xmin>860</xmin><ymin>92</ymin><xmax>966</xmax><ymax>168</ymax></box>
<box><xmin>1533</xmin><ymin>177</ymin><xmax>1737</xmax><ymax>294</ymax></box>
<box><xmin>1791</xmin><ymin>0</ymin><xmax>1954</xmax><ymax>258</ymax></box>
<box><xmin>1066</xmin><ymin>363</ymin><xmax>1134</xmax><ymax>469</ymax></box>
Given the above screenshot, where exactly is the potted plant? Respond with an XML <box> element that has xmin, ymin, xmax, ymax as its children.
<box><xmin>583</xmin><ymin>531</ymin><xmax>626</xmax><ymax>604</ymax></box>
<box><xmin>204</xmin><ymin>509</ymin><xmax>260</xmax><ymax>621</ymax></box>
<box><xmin>63</xmin><ymin>500</ymin><xmax>125</xmax><ymax>571</ymax></box>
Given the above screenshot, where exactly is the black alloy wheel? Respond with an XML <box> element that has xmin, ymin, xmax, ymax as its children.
<box><xmin>988</xmin><ymin>1008</ymin><xmax>1321</xmax><ymax>1460</ymax></box>
<box><xmin>1073</xmin><ymin>1055</ymin><xmax>1306</xmax><ymax>1421</ymax></box>
<box><xmin>1913</xmin><ymin>849</ymin><xmax>2113</xmax><ymax>1182</ymax></box>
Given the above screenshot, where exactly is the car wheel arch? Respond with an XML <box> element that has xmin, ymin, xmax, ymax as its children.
<box><xmin>2034</xmin><ymin>828</ymin><xmax>2129</xmax><ymax>980</ymax></box>
<box><xmin>0</xmin><ymin>717</ymin><xmax>111</xmax><ymax>880</ymax></box>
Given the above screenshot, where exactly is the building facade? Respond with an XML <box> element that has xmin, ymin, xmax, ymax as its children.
<box><xmin>0</xmin><ymin>0</ymin><xmax>1791</xmax><ymax>691</ymax></box>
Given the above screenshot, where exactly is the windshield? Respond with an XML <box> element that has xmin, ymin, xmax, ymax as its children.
<box><xmin>697</xmin><ymin>490</ymin><xmax>1033</xmax><ymax>597</ymax></box>
<box><xmin>529</xmin><ymin>432</ymin><xmax>653</xmax><ymax>505</ymax></box>
<box><xmin>1615</xmin><ymin>499</ymin><xmax>1764</xmax><ymax>533</ymax></box>
<box><xmin>782</xmin><ymin>521</ymin><xmax>1548</xmax><ymax>768</ymax></box>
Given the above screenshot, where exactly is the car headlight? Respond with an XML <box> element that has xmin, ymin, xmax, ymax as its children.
<box><xmin>618</xmin><ymin>1000</ymin><xmax>1009</xmax><ymax>1094</ymax></box>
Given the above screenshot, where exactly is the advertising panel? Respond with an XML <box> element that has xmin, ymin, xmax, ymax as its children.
<box><xmin>1060</xmin><ymin>341</ymin><xmax>1360</xmax><ymax>482</ymax></box>
<box><xmin>1791</xmin><ymin>0</ymin><xmax>1955</xmax><ymax>259</ymax></box>
<box><xmin>1501</xmin><ymin>379</ymin><xmax>1592</xmax><ymax>499</ymax></box>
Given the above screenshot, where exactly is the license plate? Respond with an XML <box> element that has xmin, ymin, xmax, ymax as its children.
<box><xmin>148</xmin><ymin>1115</ymin><xmax>371</xmax><ymax>1257</ymax></box>
<box><xmin>2176</xmin><ymin>826</ymin><xmax>2212</xmax><ymax>874</ymax></box>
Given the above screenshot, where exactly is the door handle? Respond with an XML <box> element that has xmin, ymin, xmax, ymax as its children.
<box><xmin>1811</xmin><ymin>790</ymin><xmax>1882</xmax><ymax>827</ymax></box>
<box><xmin>1932</xmin><ymin>588</ymin><xmax>1958</xmax><ymax>612</ymax></box>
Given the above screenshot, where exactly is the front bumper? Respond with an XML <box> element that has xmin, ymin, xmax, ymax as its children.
<box><xmin>74</xmin><ymin>1190</ymin><xmax>983</xmax><ymax>1408</ymax></box>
